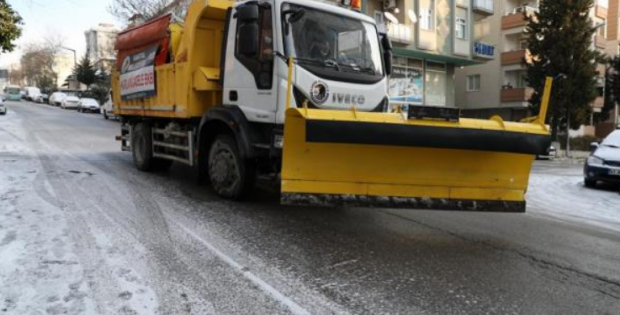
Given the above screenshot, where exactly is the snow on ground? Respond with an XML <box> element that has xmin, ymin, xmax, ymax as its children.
<box><xmin>0</xmin><ymin>113</ymin><xmax>158</xmax><ymax>315</ymax></box>
<box><xmin>527</xmin><ymin>162</ymin><xmax>620</xmax><ymax>234</ymax></box>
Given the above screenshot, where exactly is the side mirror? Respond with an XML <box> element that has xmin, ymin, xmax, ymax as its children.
<box><xmin>380</xmin><ymin>35</ymin><xmax>393</xmax><ymax>76</ymax></box>
<box><xmin>237</xmin><ymin>5</ymin><xmax>259</xmax><ymax>22</ymax></box>
<box><xmin>590</xmin><ymin>142</ymin><xmax>600</xmax><ymax>152</ymax></box>
<box><xmin>384</xmin><ymin>50</ymin><xmax>393</xmax><ymax>76</ymax></box>
<box><xmin>381</xmin><ymin>34</ymin><xmax>393</xmax><ymax>51</ymax></box>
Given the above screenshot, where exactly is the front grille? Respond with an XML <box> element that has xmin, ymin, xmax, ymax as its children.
<box><xmin>604</xmin><ymin>160</ymin><xmax>620</xmax><ymax>167</ymax></box>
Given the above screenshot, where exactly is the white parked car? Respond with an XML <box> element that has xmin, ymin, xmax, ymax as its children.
<box><xmin>61</xmin><ymin>96</ymin><xmax>80</xmax><ymax>109</ymax></box>
<box><xmin>77</xmin><ymin>98</ymin><xmax>101</xmax><ymax>113</ymax></box>
<box><xmin>0</xmin><ymin>97</ymin><xmax>6</xmax><ymax>115</ymax></box>
<box><xmin>50</xmin><ymin>92</ymin><xmax>67</xmax><ymax>106</ymax></box>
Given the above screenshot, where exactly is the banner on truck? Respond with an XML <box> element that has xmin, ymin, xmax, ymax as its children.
<box><xmin>120</xmin><ymin>46</ymin><xmax>158</xmax><ymax>101</ymax></box>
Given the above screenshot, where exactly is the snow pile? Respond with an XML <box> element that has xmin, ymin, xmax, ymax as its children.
<box><xmin>528</xmin><ymin>166</ymin><xmax>620</xmax><ymax>233</ymax></box>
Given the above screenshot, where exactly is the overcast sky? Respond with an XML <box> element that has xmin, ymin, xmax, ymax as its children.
<box><xmin>0</xmin><ymin>0</ymin><xmax>119</xmax><ymax>68</ymax></box>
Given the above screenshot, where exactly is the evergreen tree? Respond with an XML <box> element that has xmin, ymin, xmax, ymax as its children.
<box><xmin>74</xmin><ymin>56</ymin><xmax>97</xmax><ymax>89</ymax></box>
<box><xmin>0</xmin><ymin>0</ymin><xmax>23</xmax><ymax>54</ymax></box>
<box><xmin>605</xmin><ymin>56</ymin><xmax>620</xmax><ymax>122</ymax></box>
<box><xmin>525</xmin><ymin>0</ymin><xmax>603</xmax><ymax>139</ymax></box>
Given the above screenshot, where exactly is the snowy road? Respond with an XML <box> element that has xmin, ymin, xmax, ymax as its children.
<box><xmin>1</xmin><ymin>101</ymin><xmax>620</xmax><ymax>314</ymax></box>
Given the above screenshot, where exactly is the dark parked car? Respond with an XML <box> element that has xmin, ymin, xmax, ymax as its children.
<box><xmin>584</xmin><ymin>130</ymin><xmax>620</xmax><ymax>188</ymax></box>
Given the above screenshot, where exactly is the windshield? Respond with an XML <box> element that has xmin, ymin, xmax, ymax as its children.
<box><xmin>602</xmin><ymin>131</ymin><xmax>620</xmax><ymax>148</ymax></box>
<box><xmin>286</xmin><ymin>5</ymin><xmax>383</xmax><ymax>77</ymax></box>
<box><xmin>7</xmin><ymin>87</ymin><xmax>20</xmax><ymax>94</ymax></box>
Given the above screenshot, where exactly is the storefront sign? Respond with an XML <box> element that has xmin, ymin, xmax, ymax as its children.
<box><xmin>120</xmin><ymin>46</ymin><xmax>158</xmax><ymax>101</ymax></box>
<box><xmin>474</xmin><ymin>42</ymin><xmax>495</xmax><ymax>59</ymax></box>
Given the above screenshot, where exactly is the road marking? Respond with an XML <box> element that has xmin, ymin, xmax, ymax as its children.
<box><xmin>167</xmin><ymin>216</ymin><xmax>311</xmax><ymax>315</ymax></box>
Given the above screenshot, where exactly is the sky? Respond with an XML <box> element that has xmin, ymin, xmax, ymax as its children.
<box><xmin>0</xmin><ymin>0</ymin><xmax>119</xmax><ymax>68</ymax></box>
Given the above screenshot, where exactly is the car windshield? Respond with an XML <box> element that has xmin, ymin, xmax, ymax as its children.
<box><xmin>286</xmin><ymin>5</ymin><xmax>383</xmax><ymax>76</ymax></box>
<box><xmin>602</xmin><ymin>131</ymin><xmax>620</xmax><ymax>148</ymax></box>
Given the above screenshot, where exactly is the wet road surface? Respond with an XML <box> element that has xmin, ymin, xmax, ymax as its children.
<box><xmin>1</xmin><ymin>101</ymin><xmax>620</xmax><ymax>314</ymax></box>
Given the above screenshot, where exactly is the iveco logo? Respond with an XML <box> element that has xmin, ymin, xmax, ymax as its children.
<box><xmin>310</xmin><ymin>81</ymin><xmax>329</xmax><ymax>105</ymax></box>
<box><xmin>332</xmin><ymin>93</ymin><xmax>366</xmax><ymax>105</ymax></box>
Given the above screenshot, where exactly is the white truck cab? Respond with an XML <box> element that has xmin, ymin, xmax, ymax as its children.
<box><xmin>223</xmin><ymin>0</ymin><xmax>390</xmax><ymax>125</ymax></box>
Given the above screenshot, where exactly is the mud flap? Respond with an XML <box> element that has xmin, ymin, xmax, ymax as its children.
<box><xmin>280</xmin><ymin>108</ymin><xmax>551</xmax><ymax>212</ymax></box>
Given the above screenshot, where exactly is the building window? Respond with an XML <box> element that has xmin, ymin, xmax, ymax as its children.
<box><xmin>456</xmin><ymin>17</ymin><xmax>467</xmax><ymax>40</ymax></box>
<box><xmin>425</xmin><ymin>61</ymin><xmax>446</xmax><ymax>106</ymax></box>
<box><xmin>598</xmin><ymin>19</ymin><xmax>607</xmax><ymax>37</ymax></box>
<box><xmin>518</xmin><ymin>74</ymin><xmax>527</xmax><ymax>88</ymax></box>
<box><xmin>389</xmin><ymin>58</ymin><xmax>424</xmax><ymax>105</ymax></box>
<box><xmin>467</xmin><ymin>75</ymin><xmax>481</xmax><ymax>91</ymax></box>
<box><xmin>374</xmin><ymin>10</ymin><xmax>386</xmax><ymax>33</ymax></box>
<box><xmin>420</xmin><ymin>1</ymin><xmax>435</xmax><ymax>31</ymax></box>
<box><xmin>455</xmin><ymin>8</ymin><xmax>467</xmax><ymax>40</ymax></box>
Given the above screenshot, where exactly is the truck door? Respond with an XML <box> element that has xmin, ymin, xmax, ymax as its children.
<box><xmin>223</xmin><ymin>3</ymin><xmax>277</xmax><ymax>124</ymax></box>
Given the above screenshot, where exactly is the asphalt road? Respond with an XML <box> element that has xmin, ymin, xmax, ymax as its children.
<box><xmin>1</xmin><ymin>101</ymin><xmax>620</xmax><ymax>315</ymax></box>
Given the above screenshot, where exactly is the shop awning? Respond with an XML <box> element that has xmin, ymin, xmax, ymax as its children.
<box><xmin>393</xmin><ymin>49</ymin><xmax>483</xmax><ymax>67</ymax></box>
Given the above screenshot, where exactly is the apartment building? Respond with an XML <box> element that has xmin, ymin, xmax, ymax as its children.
<box><xmin>356</xmin><ymin>0</ymin><xmax>495</xmax><ymax>108</ymax></box>
<box><xmin>456</xmin><ymin>0</ymin><xmax>616</xmax><ymax>127</ymax></box>
<box><xmin>85</xmin><ymin>23</ymin><xmax>119</xmax><ymax>71</ymax></box>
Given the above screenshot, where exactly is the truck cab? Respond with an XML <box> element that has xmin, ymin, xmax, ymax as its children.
<box><xmin>223</xmin><ymin>0</ymin><xmax>390</xmax><ymax>125</ymax></box>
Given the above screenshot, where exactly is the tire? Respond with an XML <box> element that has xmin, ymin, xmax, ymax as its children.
<box><xmin>132</xmin><ymin>123</ymin><xmax>174</xmax><ymax>172</ymax></box>
<box><xmin>132</xmin><ymin>123</ymin><xmax>156</xmax><ymax>172</ymax></box>
<box><xmin>208</xmin><ymin>135</ymin><xmax>255</xmax><ymax>200</ymax></box>
<box><xmin>77</xmin><ymin>107</ymin><xmax>81</xmax><ymax>113</ymax></box>
<box><xmin>103</xmin><ymin>110</ymin><xmax>109</xmax><ymax>120</ymax></box>
<box><xmin>584</xmin><ymin>179</ymin><xmax>597</xmax><ymax>188</ymax></box>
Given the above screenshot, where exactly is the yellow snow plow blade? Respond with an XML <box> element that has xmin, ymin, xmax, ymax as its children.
<box><xmin>281</xmin><ymin>107</ymin><xmax>552</xmax><ymax>212</ymax></box>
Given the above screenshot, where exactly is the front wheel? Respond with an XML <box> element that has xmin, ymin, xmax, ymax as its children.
<box><xmin>208</xmin><ymin>135</ymin><xmax>255</xmax><ymax>200</ymax></box>
<box><xmin>103</xmin><ymin>110</ymin><xmax>109</xmax><ymax>120</ymax></box>
<box><xmin>584</xmin><ymin>178</ymin><xmax>597</xmax><ymax>188</ymax></box>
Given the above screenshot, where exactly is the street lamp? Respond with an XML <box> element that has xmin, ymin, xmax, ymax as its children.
<box><xmin>61</xmin><ymin>46</ymin><xmax>77</xmax><ymax>67</ymax></box>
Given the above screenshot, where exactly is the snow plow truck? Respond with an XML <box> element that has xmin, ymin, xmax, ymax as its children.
<box><xmin>112</xmin><ymin>0</ymin><xmax>553</xmax><ymax>212</ymax></box>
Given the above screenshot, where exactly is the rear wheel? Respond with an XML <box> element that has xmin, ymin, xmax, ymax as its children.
<box><xmin>584</xmin><ymin>178</ymin><xmax>597</xmax><ymax>188</ymax></box>
<box><xmin>132</xmin><ymin>123</ymin><xmax>174</xmax><ymax>172</ymax></box>
<box><xmin>208</xmin><ymin>135</ymin><xmax>255</xmax><ymax>200</ymax></box>
<box><xmin>132</xmin><ymin>123</ymin><xmax>156</xmax><ymax>172</ymax></box>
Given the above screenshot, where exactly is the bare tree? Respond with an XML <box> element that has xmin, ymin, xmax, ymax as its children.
<box><xmin>108</xmin><ymin>0</ymin><xmax>191</xmax><ymax>24</ymax></box>
<box><xmin>19</xmin><ymin>31</ymin><xmax>66</xmax><ymax>91</ymax></box>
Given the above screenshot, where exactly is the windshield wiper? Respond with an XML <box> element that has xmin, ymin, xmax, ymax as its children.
<box><xmin>324</xmin><ymin>58</ymin><xmax>340</xmax><ymax>72</ymax></box>
<box><xmin>603</xmin><ymin>144</ymin><xmax>620</xmax><ymax>148</ymax></box>
<box><xmin>295</xmin><ymin>57</ymin><xmax>340</xmax><ymax>70</ymax></box>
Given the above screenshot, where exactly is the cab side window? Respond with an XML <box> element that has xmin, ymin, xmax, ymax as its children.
<box><xmin>235</xmin><ymin>5</ymin><xmax>274</xmax><ymax>90</ymax></box>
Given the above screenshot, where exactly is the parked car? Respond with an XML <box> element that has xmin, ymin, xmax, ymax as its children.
<box><xmin>537</xmin><ymin>145</ymin><xmax>557</xmax><ymax>160</ymax></box>
<box><xmin>584</xmin><ymin>130</ymin><xmax>620</xmax><ymax>188</ymax></box>
<box><xmin>35</xmin><ymin>94</ymin><xmax>49</xmax><ymax>104</ymax></box>
<box><xmin>0</xmin><ymin>97</ymin><xmax>6</xmax><ymax>115</ymax></box>
<box><xmin>24</xmin><ymin>87</ymin><xmax>41</xmax><ymax>102</ymax></box>
<box><xmin>61</xmin><ymin>96</ymin><xmax>80</xmax><ymax>109</ymax></box>
<box><xmin>101</xmin><ymin>96</ymin><xmax>116</xmax><ymax>120</ymax></box>
<box><xmin>49</xmin><ymin>92</ymin><xmax>67</xmax><ymax>106</ymax></box>
<box><xmin>77</xmin><ymin>98</ymin><xmax>101</xmax><ymax>113</ymax></box>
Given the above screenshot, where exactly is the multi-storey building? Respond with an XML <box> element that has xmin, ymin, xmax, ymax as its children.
<box><xmin>360</xmin><ymin>0</ymin><xmax>496</xmax><ymax>108</ymax></box>
<box><xmin>456</xmin><ymin>0</ymin><xmax>617</xmax><ymax>133</ymax></box>
<box><xmin>85</xmin><ymin>23</ymin><xmax>119</xmax><ymax>71</ymax></box>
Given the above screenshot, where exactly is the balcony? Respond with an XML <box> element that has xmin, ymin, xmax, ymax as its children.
<box><xmin>595</xmin><ymin>35</ymin><xmax>607</xmax><ymax>49</ymax></box>
<box><xmin>502</xmin><ymin>6</ymin><xmax>538</xmax><ymax>30</ymax></box>
<box><xmin>473</xmin><ymin>0</ymin><xmax>494</xmax><ymax>16</ymax></box>
<box><xmin>387</xmin><ymin>23</ymin><xmax>413</xmax><ymax>45</ymax></box>
<box><xmin>501</xmin><ymin>49</ymin><xmax>528</xmax><ymax>66</ymax></box>
<box><xmin>501</xmin><ymin>88</ymin><xmax>533</xmax><ymax>102</ymax></box>
<box><xmin>596</xmin><ymin>5</ymin><xmax>608</xmax><ymax>19</ymax></box>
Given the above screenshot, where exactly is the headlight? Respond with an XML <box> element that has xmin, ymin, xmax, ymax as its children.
<box><xmin>587</xmin><ymin>156</ymin><xmax>604</xmax><ymax>166</ymax></box>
